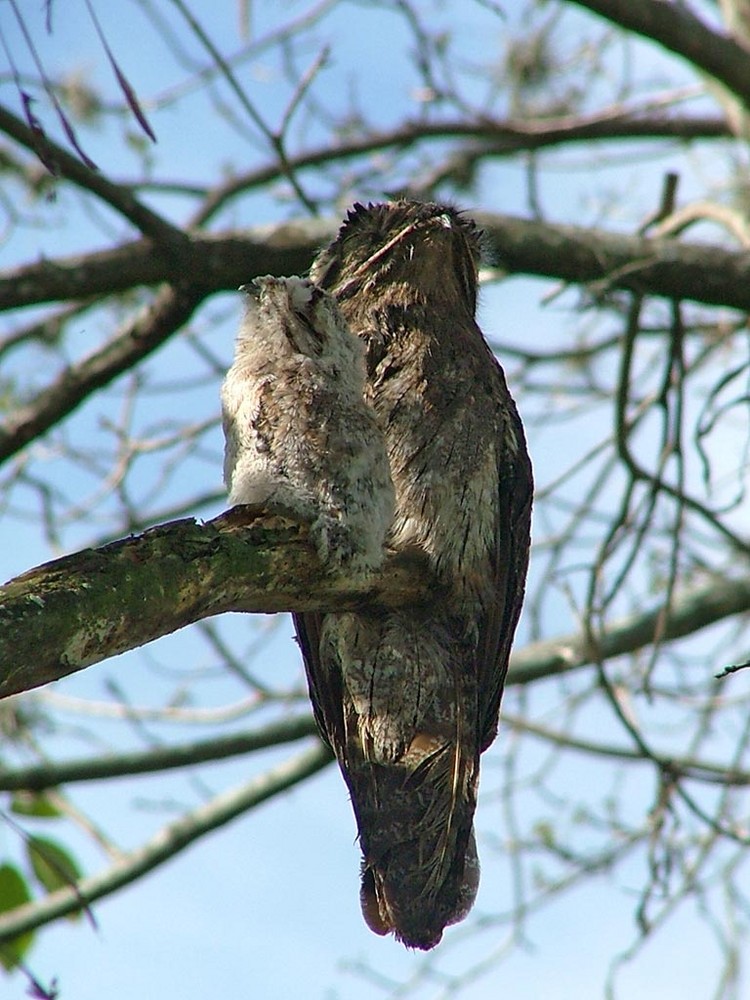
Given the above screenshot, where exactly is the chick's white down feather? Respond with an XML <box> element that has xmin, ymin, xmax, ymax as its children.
<box><xmin>221</xmin><ymin>275</ymin><xmax>394</xmax><ymax>573</ymax></box>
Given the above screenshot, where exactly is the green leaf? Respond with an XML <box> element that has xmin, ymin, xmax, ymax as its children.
<box><xmin>10</xmin><ymin>791</ymin><xmax>62</xmax><ymax>819</ymax></box>
<box><xmin>26</xmin><ymin>836</ymin><xmax>82</xmax><ymax>894</ymax></box>
<box><xmin>0</xmin><ymin>863</ymin><xmax>34</xmax><ymax>970</ymax></box>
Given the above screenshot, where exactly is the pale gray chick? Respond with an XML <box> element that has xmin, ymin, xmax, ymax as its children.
<box><xmin>221</xmin><ymin>275</ymin><xmax>394</xmax><ymax>574</ymax></box>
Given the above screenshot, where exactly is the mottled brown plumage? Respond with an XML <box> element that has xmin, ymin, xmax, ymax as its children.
<box><xmin>293</xmin><ymin>201</ymin><xmax>533</xmax><ymax>949</ymax></box>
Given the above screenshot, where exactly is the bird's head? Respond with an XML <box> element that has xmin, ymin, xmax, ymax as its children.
<box><xmin>310</xmin><ymin>200</ymin><xmax>483</xmax><ymax>316</ymax></box>
<box><xmin>239</xmin><ymin>276</ymin><xmax>365</xmax><ymax>380</ymax></box>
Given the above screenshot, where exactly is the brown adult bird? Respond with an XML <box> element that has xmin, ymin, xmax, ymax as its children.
<box><xmin>294</xmin><ymin>201</ymin><xmax>533</xmax><ymax>950</ymax></box>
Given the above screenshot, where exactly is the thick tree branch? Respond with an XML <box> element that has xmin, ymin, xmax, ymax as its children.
<box><xmin>0</xmin><ymin>186</ymin><xmax>745</xmax><ymax>472</ymax></box>
<box><xmin>18</xmin><ymin>209</ymin><xmax>750</xmax><ymax>476</ymax></box>
<box><xmin>5</xmin><ymin>213</ymin><xmax>750</xmax><ymax>320</ymax></box>
<box><xmin>475</xmin><ymin>212</ymin><xmax>750</xmax><ymax>310</ymax></box>
<box><xmin>569</xmin><ymin>0</ymin><xmax>750</xmax><ymax>110</ymax></box>
<box><xmin>0</xmin><ymin>741</ymin><xmax>333</xmax><ymax>943</ymax></box>
<box><xmin>0</xmin><ymin>506</ymin><xmax>436</xmax><ymax>699</ymax></box>
<box><xmin>0</xmin><ymin>223</ymin><xmax>333</xmax><ymax>312</ymax></box>
<box><xmin>2</xmin><ymin>501</ymin><xmax>748</xmax><ymax>701</ymax></box>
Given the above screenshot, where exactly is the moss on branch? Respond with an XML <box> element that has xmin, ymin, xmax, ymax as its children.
<box><xmin>0</xmin><ymin>505</ymin><xmax>433</xmax><ymax>699</ymax></box>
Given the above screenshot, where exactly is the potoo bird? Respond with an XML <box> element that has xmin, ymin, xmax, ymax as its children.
<box><xmin>221</xmin><ymin>275</ymin><xmax>394</xmax><ymax>573</ymax></box>
<box><xmin>294</xmin><ymin>201</ymin><xmax>533</xmax><ymax>950</ymax></box>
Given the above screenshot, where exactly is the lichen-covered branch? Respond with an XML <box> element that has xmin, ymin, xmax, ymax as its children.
<box><xmin>2</xmin><ymin>498</ymin><xmax>747</xmax><ymax>705</ymax></box>
<box><xmin>0</xmin><ymin>506</ymin><xmax>434</xmax><ymax>699</ymax></box>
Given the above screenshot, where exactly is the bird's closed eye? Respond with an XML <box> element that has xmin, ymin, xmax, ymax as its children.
<box><xmin>292</xmin><ymin>309</ymin><xmax>326</xmax><ymax>352</ymax></box>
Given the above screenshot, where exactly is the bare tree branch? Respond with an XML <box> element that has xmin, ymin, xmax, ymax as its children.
<box><xmin>4</xmin><ymin>702</ymin><xmax>748</xmax><ymax>798</ymax></box>
<box><xmin>0</xmin><ymin>103</ymin><xmax>184</xmax><ymax>246</ymax></box>
<box><xmin>0</xmin><ymin>283</ymin><xmax>205</xmax><ymax>464</ymax></box>
<box><xmin>5</xmin><ymin>212</ymin><xmax>749</xmax><ymax>472</ymax></box>
<box><xmin>0</xmin><ymin>715</ymin><xmax>319</xmax><ymax>790</ymax></box>
<box><xmin>190</xmin><ymin>108</ymin><xmax>728</xmax><ymax>224</ymax></box>
<box><xmin>0</xmin><ymin>223</ymin><xmax>333</xmax><ymax>312</ymax></box>
<box><xmin>475</xmin><ymin>211</ymin><xmax>750</xmax><ymax>310</ymax></box>
<box><xmin>0</xmin><ymin>741</ymin><xmax>333</xmax><ymax>943</ymax></box>
<box><xmin>509</xmin><ymin>574</ymin><xmax>750</xmax><ymax>685</ymax></box>
<box><xmin>569</xmin><ymin>0</ymin><xmax>750</xmax><ymax>110</ymax></box>
<box><xmin>502</xmin><ymin>713</ymin><xmax>750</xmax><ymax>786</ymax></box>
<box><xmin>5</xmin><ymin>212</ymin><xmax>750</xmax><ymax>316</ymax></box>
